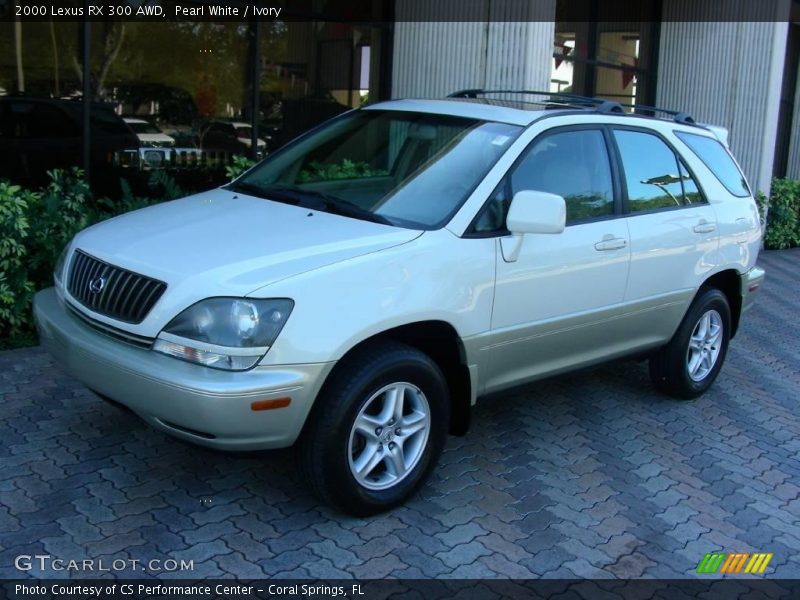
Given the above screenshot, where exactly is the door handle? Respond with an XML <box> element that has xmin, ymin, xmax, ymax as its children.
<box><xmin>594</xmin><ymin>238</ymin><xmax>627</xmax><ymax>251</ymax></box>
<box><xmin>693</xmin><ymin>221</ymin><xmax>716</xmax><ymax>234</ymax></box>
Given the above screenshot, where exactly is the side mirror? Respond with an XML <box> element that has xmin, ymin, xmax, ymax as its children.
<box><xmin>506</xmin><ymin>190</ymin><xmax>566</xmax><ymax>235</ymax></box>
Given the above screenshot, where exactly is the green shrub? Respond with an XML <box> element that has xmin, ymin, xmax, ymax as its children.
<box><xmin>147</xmin><ymin>169</ymin><xmax>186</xmax><ymax>201</ymax></box>
<box><xmin>298</xmin><ymin>159</ymin><xmax>388</xmax><ymax>183</ymax></box>
<box><xmin>754</xmin><ymin>191</ymin><xmax>769</xmax><ymax>226</ymax></box>
<box><xmin>0</xmin><ymin>182</ymin><xmax>38</xmax><ymax>343</ymax></box>
<box><xmin>28</xmin><ymin>169</ymin><xmax>97</xmax><ymax>288</ymax></box>
<box><xmin>225</xmin><ymin>155</ymin><xmax>256</xmax><ymax>181</ymax></box>
<box><xmin>0</xmin><ymin>169</ymin><xmax>183</xmax><ymax>349</ymax></box>
<box><xmin>763</xmin><ymin>178</ymin><xmax>800</xmax><ymax>250</ymax></box>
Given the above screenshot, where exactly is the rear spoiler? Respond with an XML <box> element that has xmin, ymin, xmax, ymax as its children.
<box><xmin>700</xmin><ymin>124</ymin><xmax>730</xmax><ymax>147</ymax></box>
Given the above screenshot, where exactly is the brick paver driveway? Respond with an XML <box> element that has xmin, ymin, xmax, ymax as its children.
<box><xmin>1</xmin><ymin>249</ymin><xmax>799</xmax><ymax>579</ymax></box>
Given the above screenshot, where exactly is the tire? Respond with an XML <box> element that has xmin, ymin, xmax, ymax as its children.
<box><xmin>298</xmin><ymin>340</ymin><xmax>449</xmax><ymax>516</ymax></box>
<box><xmin>649</xmin><ymin>287</ymin><xmax>731</xmax><ymax>400</ymax></box>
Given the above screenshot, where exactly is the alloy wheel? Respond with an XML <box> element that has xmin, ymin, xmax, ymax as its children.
<box><xmin>347</xmin><ymin>382</ymin><xmax>431</xmax><ymax>491</ymax></box>
<box><xmin>686</xmin><ymin>309</ymin><xmax>723</xmax><ymax>382</ymax></box>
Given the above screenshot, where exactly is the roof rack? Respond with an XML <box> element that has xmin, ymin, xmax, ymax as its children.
<box><xmin>447</xmin><ymin>89</ymin><xmax>696</xmax><ymax>126</ymax></box>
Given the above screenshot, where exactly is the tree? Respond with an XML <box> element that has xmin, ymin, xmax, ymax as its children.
<box><xmin>14</xmin><ymin>17</ymin><xmax>24</xmax><ymax>92</ymax></box>
<box><xmin>72</xmin><ymin>22</ymin><xmax>126</xmax><ymax>99</ymax></box>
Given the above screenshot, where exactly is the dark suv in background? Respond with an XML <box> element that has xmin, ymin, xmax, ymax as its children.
<box><xmin>0</xmin><ymin>97</ymin><xmax>139</xmax><ymax>188</ymax></box>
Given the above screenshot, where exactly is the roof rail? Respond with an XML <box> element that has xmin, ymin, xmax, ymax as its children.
<box><xmin>447</xmin><ymin>89</ymin><xmax>695</xmax><ymax>125</ymax></box>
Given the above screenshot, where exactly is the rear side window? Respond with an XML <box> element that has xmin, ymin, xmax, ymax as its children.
<box><xmin>614</xmin><ymin>130</ymin><xmax>705</xmax><ymax>213</ymax></box>
<box><xmin>675</xmin><ymin>131</ymin><xmax>750</xmax><ymax>197</ymax></box>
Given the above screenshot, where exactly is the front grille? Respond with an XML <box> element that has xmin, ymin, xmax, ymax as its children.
<box><xmin>67</xmin><ymin>250</ymin><xmax>166</xmax><ymax>324</ymax></box>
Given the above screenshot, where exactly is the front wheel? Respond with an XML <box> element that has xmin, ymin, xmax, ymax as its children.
<box><xmin>298</xmin><ymin>341</ymin><xmax>449</xmax><ymax>516</ymax></box>
<box><xmin>649</xmin><ymin>288</ymin><xmax>731</xmax><ymax>400</ymax></box>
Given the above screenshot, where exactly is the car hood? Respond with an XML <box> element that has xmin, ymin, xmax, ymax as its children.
<box><xmin>70</xmin><ymin>189</ymin><xmax>422</xmax><ymax>330</ymax></box>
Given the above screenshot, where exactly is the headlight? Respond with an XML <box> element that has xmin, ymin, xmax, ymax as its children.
<box><xmin>153</xmin><ymin>297</ymin><xmax>293</xmax><ymax>371</ymax></box>
<box><xmin>53</xmin><ymin>245</ymin><xmax>70</xmax><ymax>287</ymax></box>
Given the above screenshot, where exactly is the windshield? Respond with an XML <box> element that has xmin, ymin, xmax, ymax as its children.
<box><xmin>232</xmin><ymin>110</ymin><xmax>522</xmax><ymax>229</ymax></box>
<box><xmin>129</xmin><ymin>121</ymin><xmax>162</xmax><ymax>134</ymax></box>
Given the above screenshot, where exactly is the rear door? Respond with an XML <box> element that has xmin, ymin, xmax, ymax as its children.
<box><xmin>612</xmin><ymin>127</ymin><xmax>719</xmax><ymax>344</ymax></box>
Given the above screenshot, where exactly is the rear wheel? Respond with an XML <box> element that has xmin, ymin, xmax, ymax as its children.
<box><xmin>649</xmin><ymin>288</ymin><xmax>731</xmax><ymax>400</ymax></box>
<box><xmin>299</xmin><ymin>341</ymin><xmax>449</xmax><ymax>516</ymax></box>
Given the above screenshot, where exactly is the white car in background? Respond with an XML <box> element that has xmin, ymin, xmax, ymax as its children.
<box><xmin>232</xmin><ymin>121</ymin><xmax>267</xmax><ymax>151</ymax></box>
<box><xmin>200</xmin><ymin>120</ymin><xmax>268</xmax><ymax>155</ymax></box>
<box><xmin>35</xmin><ymin>91</ymin><xmax>764</xmax><ymax>515</ymax></box>
<box><xmin>123</xmin><ymin>117</ymin><xmax>175</xmax><ymax>147</ymax></box>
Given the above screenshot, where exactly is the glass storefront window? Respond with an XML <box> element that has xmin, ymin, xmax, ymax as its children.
<box><xmin>553</xmin><ymin>1</ymin><xmax>659</xmax><ymax>108</ymax></box>
<box><xmin>0</xmin><ymin>17</ymin><xmax>388</xmax><ymax>197</ymax></box>
<box><xmin>0</xmin><ymin>21</ymin><xmax>81</xmax><ymax>98</ymax></box>
<box><xmin>259</xmin><ymin>22</ymin><xmax>388</xmax><ymax>151</ymax></box>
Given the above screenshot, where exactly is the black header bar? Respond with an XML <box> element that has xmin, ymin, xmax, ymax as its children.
<box><xmin>0</xmin><ymin>0</ymin><xmax>797</xmax><ymax>23</ymax></box>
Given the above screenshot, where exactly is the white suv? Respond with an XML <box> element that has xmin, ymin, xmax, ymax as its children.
<box><xmin>34</xmin><ymin>91</ymin><xmax>765</xmax><ymax>515</ymax></box>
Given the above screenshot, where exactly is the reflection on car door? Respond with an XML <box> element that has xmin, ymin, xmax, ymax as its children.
<box><xmin>612</xmin><ymin>128</ymin><xmax>719</xmax><ymax>346</ymax></box>
<box><xmin>485</xmin><ymin>127</ymin><xmax>632</xmax><ymax>393</ymax></box>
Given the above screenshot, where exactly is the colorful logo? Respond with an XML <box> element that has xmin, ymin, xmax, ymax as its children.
<box><xmin>697</xmin><ymin>552</ymin><xmax>773</xmax><ymax>575</ymax></box>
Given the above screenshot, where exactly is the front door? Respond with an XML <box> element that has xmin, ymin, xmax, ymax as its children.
<box><xmin>485</xmin><ymin>127</ymin><xmax>632</xmax><ymax>393</ymax></box>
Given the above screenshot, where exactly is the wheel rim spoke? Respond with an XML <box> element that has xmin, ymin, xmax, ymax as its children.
<box><xmin>688</xmin><ymin>351</ymin><xmax>703</xmax><ymax>376</ymax></box>
<box><xmin>378</xmin><ymin>385</ymin><xmax>404</xmax><ymax>425</ymax></box>
<box><xmin>707</xmin><ymin>325</ymin><xmax>722</xmax><ymax>347</ymax></box>
<box><xmin>354</xmin><ymin>413</ymin><xmax>382</xmax><ymax>440</ymax></box>
<box><xmin>400</xmin><ymin>412</ymin><xmax>426</xmax><ymax>438</ymax></box>
<box><xmin>698</xmin><ymin>313</ymin><xmax>710</xmax><ymax>338</ymax></box>
<box><xmin>386</xmin><ymin>444</ymin><xmax>406</xmax><ymax>478</ymax></box>
<box><xmin>353</xmin><ymin>442</ymin><xmax>384</xmax><ymax>477</ymax></box>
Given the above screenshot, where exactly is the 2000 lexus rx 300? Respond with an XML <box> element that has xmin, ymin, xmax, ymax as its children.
<box><xmin>35</xmin><ymin>94</ymin><xmax>764</xmax><ymax>515</ymax></box>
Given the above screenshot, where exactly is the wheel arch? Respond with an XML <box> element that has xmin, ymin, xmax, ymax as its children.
<box><xmin>698</xmin><ymin>268</ymin><xmax>743</xmax><ymax>337</ymax></box>
<box><xmin>316</xmin><ymin>320</ymin><xmax>473</xmax><ymax>436</ymax></box>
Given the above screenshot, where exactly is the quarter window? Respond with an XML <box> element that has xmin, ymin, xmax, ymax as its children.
<box><xmin>675</xmin><ymin>131</ymin><xmax>750</xmax><ymax>197</ymax></box>
<box><xmin>510</xmin><ymin>129</ymin><xmax>614</xmax><ymax>223</ymax></box>
<box><xmin>614</xmin><ymin>130</ymin><xmax>704</xmax><ymax>212</ymax></box>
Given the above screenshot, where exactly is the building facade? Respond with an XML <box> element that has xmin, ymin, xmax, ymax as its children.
<box><xmin>393</xmin><ymin>0</ymin><xmax>800</xmax><ymax>194</ymax></box>
<box><xmin>1</xmin><ymin>0</ymin><xmax>798</xmax><ymax>196</ymax></box>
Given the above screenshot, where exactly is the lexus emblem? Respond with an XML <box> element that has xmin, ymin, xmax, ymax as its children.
<box><xmin>88</xmin><ymin>276</ymin><xmax>106</xmax><ymax>294</ymax></box>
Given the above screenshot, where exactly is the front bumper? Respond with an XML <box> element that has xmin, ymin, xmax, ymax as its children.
<box><xmin>33</xmin><ymin>288</ymin><xmax>334</xmax><ymax>450</ymax></box>
<box><xmin>740</xmin><ymin>265</ymin><xmax>766</xmax><ymax>314</ymax></box>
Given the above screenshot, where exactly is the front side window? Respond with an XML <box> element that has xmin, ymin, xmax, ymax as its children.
<box><xmin>511</xmin><ymin>128</ymin><xmax>615</xmax><ymax>223</ymax></box>
<box><xmin>614</xmin><ymin>130</ymin><xmax>704</xmax><ymax>213</ymax></box>
<box><xmin>233</xmin><ymin>110</ymin><xmax>521</xmax><ymax>229</ymax></box>
<box><xmin>675</xmin><ymin>131</ymin><xmax>750</xmax><ymax>197</ymax></box>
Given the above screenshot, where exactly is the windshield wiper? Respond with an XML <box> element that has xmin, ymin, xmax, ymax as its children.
<box><xmin>259</xmin><ymin>185</ymin><xmax>393</xmax><ymax>226</ymax></box>
<box><xmin>228</xmin><ymin>182</ymin><xmax>392</xmax><ymax>225</ymax></box>
<box><xmin>227</xmin><ymin>181</ymin><xmax>301</xmax><ymax>205</ymax></box>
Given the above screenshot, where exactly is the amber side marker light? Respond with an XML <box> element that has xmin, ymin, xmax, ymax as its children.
<box><xmin>251</xmin><ymin>398</ymin><xmax>291</xmax><ymax>411</ymax></box>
